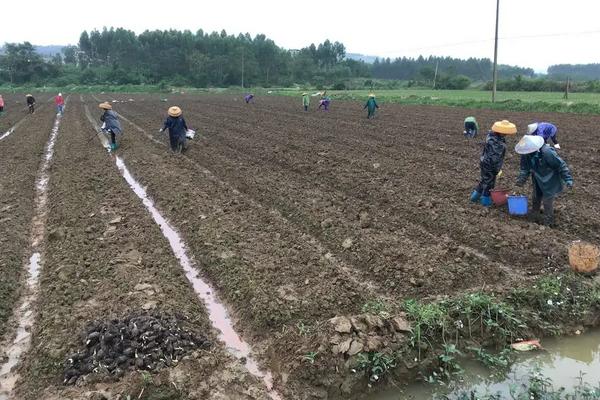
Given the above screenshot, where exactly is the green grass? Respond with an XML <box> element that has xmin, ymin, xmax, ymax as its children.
<box><xmin>272</xmin><ymin>88</ymin><xmax>600</xmax><ymax>114</ymax></box>
<box><xmin>4</xmin><ymin>82</ymin><xmax>600</xmax><ymax>114</ymax></box>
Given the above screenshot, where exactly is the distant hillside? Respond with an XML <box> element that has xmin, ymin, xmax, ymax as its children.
<box><xmin>547</xmin><ymin>64</ymin><xmax>600</xmax><ymax>81</ymax></box>
<box><xmin>347</xmin><ymin>53</ymin><xmax>378</xmax><ymax>64</ymax></box>
<box><xmin>34</xmin><ymin>45</ymin><xmax>65</xmax><ymax>57</ymax></box>
<box><xmin>0</xmin><ymin>44</ymin><xmax>65</xmax><ymax>58</ymax></box>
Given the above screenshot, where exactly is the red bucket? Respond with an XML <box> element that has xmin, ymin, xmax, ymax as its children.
<box><xmin>491</xmin><ymin>189</ymin><xmax>509</xmax><ymax>206</ymax></box>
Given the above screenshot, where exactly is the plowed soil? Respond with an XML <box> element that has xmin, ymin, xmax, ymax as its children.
<box><xmin>0</xmin><ymin>99</ymin><xmax>54</xmax><ymax>338</ymax></box>
<box><xmin>97</xmin><ymin>93</ymin><xmax>599</xmax><ymax>397</ymax></box>
<box><xmin>2</xmin><ymin>92</ymin><xmax>598</xmax><ymax>399</ymax></box>
<box><xmin>7</xmin><ymin>98</ymin><xmax>270</xmax><ymax>400</ymax></box>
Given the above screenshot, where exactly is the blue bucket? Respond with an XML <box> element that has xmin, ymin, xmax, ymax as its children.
<box><xmin>507</xmin><ymin>195</ymin><xmax>528</xmax><ymax>215</ymax></box>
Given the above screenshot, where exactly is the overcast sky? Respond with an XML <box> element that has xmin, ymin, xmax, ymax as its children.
<box><xmin>3</xmin><ymin>0</ymin><xmax>599</xmax><ymax>72</ymax></box>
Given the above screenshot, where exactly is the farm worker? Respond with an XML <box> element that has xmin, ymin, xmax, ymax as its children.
<box><xmin>55</xmin><ymin>93</ymin><xmax>65</xmax><ymax>115</ymax></box>
<box><xmin>464</xmin><ymin>116</ymin><xmax>479</xmax><ymax>138</ymax></box>
<box><xmin>99</xmin><ymin>102</ymin><xmax>122</xmax><ymax>151</ymax></box>
<box><xmin>364</xmin><ymin>93</ymin><xmax>379</xmax><ymax>119</ymax></box>
<box><xmin>26</xmin><ymin>94</ymin><xmax>35</xmax><ymax>114</ymax></box>
<box><xmin>527</xmin><ymin>122</ymin><xmax>560</xmax><ymax>149</ymax></box>
<box><xmin>318</xmin><ymin>93</ymin><xmax>331</xmax><ymax>111</ymax></box>
<box><xmin>515</xmin><ymin>135</ymin><xmax>573</xmax><ymax>226</ymax></box>
<box><xmin>470</xmin><ymin>120</ymin><xmax>517</xmax><ymax>207</ymax></box>
<box><xmin>159</xmin><ymin>106</ymin><xmax>189</xmax><ymax>153</ymax></box>
<box><xmin>244</xmin><ymin>93</ymin><xmax>254</xmax><ymax>104</ymax></box>
<box><xmin>302</xmin><ymin>93</ymin><xmax>310</xmax><ymax>111</ymax></box>
<box><xmin>0</xmin><ymin>95</ymin><xmax>4</xmax><ymax>115</ymax></box>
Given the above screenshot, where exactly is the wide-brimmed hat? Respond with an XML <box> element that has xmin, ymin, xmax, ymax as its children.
<box><xmin>515</xmin><ymin>135</ymin><xmax>545</xmax><ymax>154</ymax></box>
<box><xmin>491</xmin><ymin>120</ymin><xmax>517</xmax><ymax>135</ymax></box>
<box><xmin>26</xmin><ymin>94</ymin><xmax>33</xmax><ymax>97</ymax></box>
<box><xmin>368</xmin><ymin>93</ymin><xmax>375</xmax><ymax>98</ymax></box>
<box><xmin>302</xmin><ymin>92</ymin><xmax>308</xmax><ymax>96</ymax></box>
<box><xmin>58</xmin><ymin>92</ymin><xmax>62</xmax><ymax>96</ymax></box>
<box><xmin>168</xmin><ymin>106</ymin><xmax>182</xmax><ymax>117</ymax></box>
<box><xmin>527</xmin><ymin>123</ymin><xmax>539</xmax><ymax>135</ymax></box>
<box><xmin>99</xmin><ymin>102</ymin><xmax>112</xmax><ymax>110</ymax></box>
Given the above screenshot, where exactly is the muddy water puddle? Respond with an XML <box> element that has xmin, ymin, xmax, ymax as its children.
<box><xmin>0</xmin><ymin>110</ymin><xmax>63</xmax><ymax>398</ymax></box>
<box><xmin>114</xmin><ymin>156</ymin><xmax>282</xmax><ymax>399</ymax></box>
<box><xmin>368</xmin><ymin>330</ymin><xmax>600</xmax><ymax>399</ymax></box>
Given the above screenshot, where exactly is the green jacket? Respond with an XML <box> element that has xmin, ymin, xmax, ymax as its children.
<box><xmin>517</xmin><ymin>145</ymin><xmax>573</xmax><ymax>197</ymax></box>
<box><xmin>364</xmin><ymin>98</ymin><xmax>378</xmax><ymax>112</ymax></box>
<box><xmin>302</xmin><ymin>95</ymin><xmax>310</xmax><ymax>106</ymax></box>
<box><xmin>464</xmin><ymin>116</ymin><xmax>479</xmax><ymax>130</ymax></box>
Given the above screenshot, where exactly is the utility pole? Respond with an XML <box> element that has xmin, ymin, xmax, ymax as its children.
<box><xmin>433</xmin><ymin>60</ymin><xmax>439</xmax><ymax>89</ymax></box>
<box><xmin>564</xmin><ymin>76</ymin><xmax>570</xmax><ymax>100</ymax></box>
<box><xmin>241</xmin><ymin>48</ymin><xmax>245</xmax><ymax>89</ymax></box>
<box><xmin>492</xmin><ymin>0</ymin><xmax>500</xmax><ymax>103</ymax></box>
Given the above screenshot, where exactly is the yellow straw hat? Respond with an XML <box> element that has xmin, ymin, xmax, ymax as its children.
<box><xmin>168</xmin><ymin>106</ymin><xmax>182</xmax><ymax>117</ymax></box>
<box><xmin>99</xmin><ymin>102</ymin><xmax>112</xmax><ymax>110</ymax></box>
<box><xmin>368</xmin><ymin>93</ymin><xmax>375</xmax><ymax>98</ymax></box>
<box><xmin>491</xmin><ymin>120</ymin><xmax>517</xmax><ymax>135</ymax></box>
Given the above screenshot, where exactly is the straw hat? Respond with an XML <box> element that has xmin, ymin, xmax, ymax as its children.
<box><xmin>368</xmin><ymin>93</ymin><xmax>375</xmax><ymax>98</ymax></box>
<box><xmin>168</xmin><ymin>106</ymin><xmax>182</xmax><ymax>117</ymax></box>
<box><xmin>99</xmin><ymin>102</ymin><xmax>112</xmax><ymax>110</ymax></box>
<box><xmin>26</xmin><ymin>94</ymin><xmax>33</xmax><ymax>97</ymax></box>
<box><xmin>491</xmin><ymin>120</ymin><xmax>517</xmax><ymax>135</ymax></box>
<box><xmin>302</xmin><ymin>92</ymin><xmax>308</xmax><ymax>96</ymax></box>
<box><xmin>515</xmin><ymin>135</ymin><xmax>544</xmax><ymax>154</ymax></box>
<box><xmin>58</xmin><ymin>92</ymin><xmax>62</xmax><ymax>96</ymax></box>
<box><xmin>527</xmin><ymin>123</ymin><xmax>539</xmax><ymax>135</ymax></box>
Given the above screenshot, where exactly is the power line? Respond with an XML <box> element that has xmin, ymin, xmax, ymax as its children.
<box><xmin>376</xmin><ymin>29</ymin><xmax>600</xmax><ymax>55</ymax></box>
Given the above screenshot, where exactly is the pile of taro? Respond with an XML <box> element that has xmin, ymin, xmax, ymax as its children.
<box><xmin>64</xmin><ymin>313</ymin><xmax>211</xmax><ymax>384</ymax></box>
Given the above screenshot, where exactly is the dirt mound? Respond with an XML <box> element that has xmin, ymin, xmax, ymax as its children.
<box><xmin>63</xmin><ymin>313</ymin><xmax>211</xmax><ymax>384</ymax></box>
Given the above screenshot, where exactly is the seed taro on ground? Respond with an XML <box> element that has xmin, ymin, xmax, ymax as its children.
<box><xmin>63</xmin><ymin>312</ymin><xmax>211</xmax><ymax>384</ymax></box>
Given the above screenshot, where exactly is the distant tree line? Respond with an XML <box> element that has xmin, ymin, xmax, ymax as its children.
<box><xmin>0</xmin><ymin>28</ymin><xmax>369</xmax><ymax>87</ymax></box>
<box><xmin>2</xmin><ymin>28</ymin><xmax>600</xmax><ymax>92</ymax></box>
<box><xmin>547</xmin><ymin>64</ymin><xmax>600</xmax><ymax>81</ymax></box>
<box><xmin>484</xmin><ymin>75</ymin><xmax>600</xmax><ymax>93</ymax></box>
<box><xmin>371</xmin><ymin>56</ymin><xmax>535</xmax><ymax>85</ymax></box>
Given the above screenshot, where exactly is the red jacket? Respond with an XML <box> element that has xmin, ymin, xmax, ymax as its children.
<box><xmin>55</xmin><ymin>95</ymin><xmax>64</xmax><ymax>105</ymax></box>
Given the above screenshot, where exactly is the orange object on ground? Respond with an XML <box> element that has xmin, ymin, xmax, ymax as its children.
<box><xmin>568</xmin><ymin>241</ymin><xmax>600</xmax><ymax>273</ymax></box>
<box><xmin>511</xmin><ymin>340</ymin><xmax>542</xmax><ymax>351</ymax></box>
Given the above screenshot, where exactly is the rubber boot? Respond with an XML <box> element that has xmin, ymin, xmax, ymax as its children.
<box><xmin>480</xmin><ymin>195</ymin><xmax>492</xmax><ymax>207</ymax></box>
<box><xmin>110</xmin><ymin>143</ymin><xmax>118</xmax><ymax>151</ymax></box>
<box><xmin>527</xmin><ymin>211</ymin><xmax>543</xmax><ymax>224</ymax></box>
<box><xmin>543</xmin><ymin>213</ymin><xmax>556</xmax><ymax>228</ymax></box>
<box><xmin>470</xmin><ymin>190</ymin><xmax>481</xmax><ymax>203</ymax></box>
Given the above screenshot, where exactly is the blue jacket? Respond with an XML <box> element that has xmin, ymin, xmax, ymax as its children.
<box><xmin>162</xmin><ymin>116</ymin><xmax>188</xmax><ymax>137</ymax></box>
<box><xmin>517</xmin><ymin>145</ymin><xmax>573</xmax><ymax>197</ymax></box>
<box><xmin>532</xmin><ymin>122</ymin><xmax>558</xmax><ymax>144</ymax></box>
<box><xmin>100</xmin><ymin>110</ymin><xmax>122</xmax><ymax>134</ymax></box>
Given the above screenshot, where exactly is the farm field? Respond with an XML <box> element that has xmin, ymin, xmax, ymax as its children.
<box><xmin>274</xmin><ymin>88</ymin><xmax>600</xmax><ymax>105</ymax></box>
<box><xmin>1</xmin><ymin>93</ymin><xmax>599</xmax><ymax>399</ymax></box>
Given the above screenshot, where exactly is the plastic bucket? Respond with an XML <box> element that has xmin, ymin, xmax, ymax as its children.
<box><xmin>507</xmin><ymin>195</ymin><xmax>528</xmax><ymax>215</ymax></box>
<box><xmin>568</xmin><ymin>241</ymin><xmax>600</xmax><ymax>273</ymax></box>
<box><xmin>491</xmin><ymin>189</ymin><xmax>509</xmax><ymax>206</ymax></box>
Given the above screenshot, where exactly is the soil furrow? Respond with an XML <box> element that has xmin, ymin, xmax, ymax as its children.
<box><xmin>0</xmin><ymin>104</ymin><xmax>56</xmax><ymax>341</ymax></box>
<box><xmin>14</xmin><ymin>97</ymin><xmax>270</xmax><ymax>400</ymax></box>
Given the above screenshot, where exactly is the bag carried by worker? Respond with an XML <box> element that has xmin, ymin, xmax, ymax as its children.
<box><xmin>185</xmin><ymin>129</ymin><xmax>196</xmax><ymax>140</ymax></box>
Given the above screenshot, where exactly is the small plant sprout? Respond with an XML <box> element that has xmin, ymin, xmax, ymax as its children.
<box><xmin>296</xmin><ymin>321</ymin><xmax>310</xmax><ymax>336</ymax></box>
<box><xmin>361</xmin><ymin>299</ymin><xmax>391</xmax><ymax>318</ymax></box>
<box><xmin>355</xmin><ymin>352</ymin><xmax>396</xmax><ymax>385</ymax></box>
<box><xmin>302</xmin><ymin>351</ymin><xmax>318</xmax><ymax>364</ymax></box>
